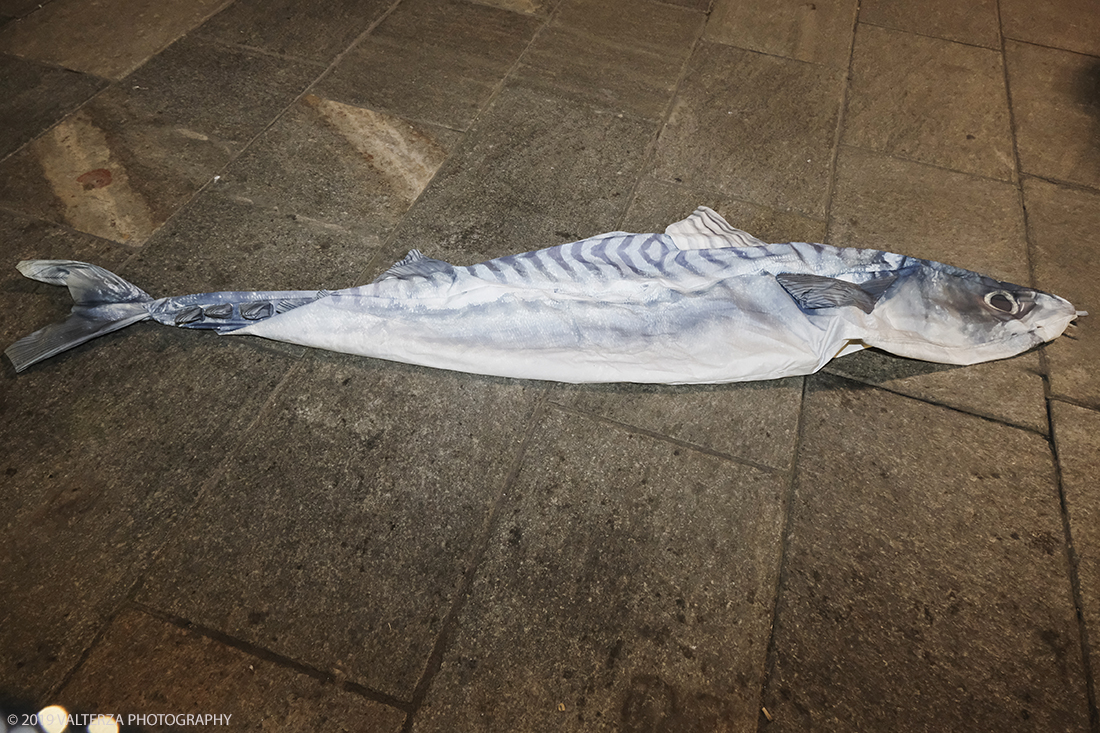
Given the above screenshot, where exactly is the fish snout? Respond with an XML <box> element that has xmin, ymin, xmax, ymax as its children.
<box><xmin>1029</xmin><ymin>292</ymin><xmax>1080</xmax><ymax>343</ymax></box>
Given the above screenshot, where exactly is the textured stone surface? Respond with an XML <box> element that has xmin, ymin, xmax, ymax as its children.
<box><xmin>651</xmin><ymin>41</ymin><xmax>845</xmax><ymax>219</ymax></box>
<box><xmin>1006</xmin><ymin>40</ymin><xmax>1100</xmax><ymax>190</ymax></box>
<box><xmin>0</xmin><ymin>0</ymin><xmax>229</xmax><ymax>79</ymax></box>
<box><xmin>215</xmin><ymin>94</ymin><xmax>460</xmax><ymax>246</ymax></box>
<box><xmin>195</xmin><ymin>0</ymin><xmax>392</xmax><ymax>65</ymax></box>
<box><xmin>549</xmin><ymin>378</ymin><xmax>803</xmax><ymax>471</ymax></box>
<box><xmin>60</xmin><ymin>608</ymin><xmax>407</xmax><ymax>731</ymax></box>
<box><xmin>705</xmin><ymin>0</ymin><xmax>858</xmax><ymax>68</ymax></box>
<box><xmin>823</xmin><ymin>349</ymin><xmax>1048</xmax><ymax>434</ymax></box>
<box><xmin>317</xmin><ymin>0</ymin><xmax>540</xmax><ymax>131</ymax></box>
<box><xmin>514</xmin><ymin>0</ymin><xmax>704</xmax><ymax>119</ymax></box>
<box><xmin>1001</xmin><ymin>0</ymin><xmax>1100</xmax><ymax>57</ymax></box>
<box><xmin>844</xmin><ymin>24</ymin><xmax>1014</xmax><ymax>180</ymax></box>
<box><xmin>385</xmin><ymin>83</ymin><xmax>655</xmax><ymax>266</ymax></box>
<box><xmin>0</xmin><ymin>0</ymin><xmax>52</xmax><ymax>17</ymax></box>
<box><xmin>624</xmin><ymin>178</ymin><xmax>827</xmax><ymax>245</ymax></box>
<box><xmin>859</xmin><ymin>0</ymin><xmax>1000</xmax><ymax>48</ymax></box>
<box><xmin>0</xmin><ymin>330</ymin><xmax>292</xmax><ymax>701</ymax></box>
<box><xmin>0</xmin><ymin>35</ymin><xmax>317</xmax><ymax>245</ymax></box>
<box><xmin>472</xmin><ymin>0</ymin><xmax>557</xmax><ymax>15</ymax></box>
<box><xmin>829</xmin><ymin>147</ymin><xmax>1029</xmax><ymax>281</ymax></box>
<box><xmin>415</xmin><ymin>407</ymin><xmax>788</xmax><ymax>731</ymax></box>
<box><xmin>0</xmin><ymin>55</ymin><xmax>106</xmax><ymax>160</ymax></box>
<box><xmin>1051</xmin><ymin>400</ymin><xmax>1100</xmax><ymax>711</ymax></box>
<box><xmin>122</xmin><ymin>190</ymin><xmax>377</xmax><ymax>296</ymax></box>
<box><xmin>1023</xmin><ymin>177</ymin><xmax>1100</xmax><ymax>408</ymax></box>
<box><xmin>762</xmin><ymin>376</ymin><xmax>1091</xmax><ymax>731</ymax></box>
<box><xmin>137</xmin><ymin>357</ymin><xmax>539</xmax><ymax>700</ymax></box>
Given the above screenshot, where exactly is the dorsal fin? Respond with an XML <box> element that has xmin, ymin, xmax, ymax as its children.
<box><xmin>664</xmin><ymin>207</ymin><xmax>768</xmax><ymax>250</ymax></box>
<box><xmin>373</xmin><ymin>250</ymin><xmax>454</xmax><ymax>283</ymax></box>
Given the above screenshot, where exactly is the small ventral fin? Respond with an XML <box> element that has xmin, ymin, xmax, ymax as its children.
<box><xmin>776</xmin><ymin>273</ymin><xmax>898</xmax><ymax>314</ymax></box>
<box><xmin>373</xmin><ymin>249</ymin><xmax>454</xmax><ymax>283</ymax></box>
<box><xmin>665</xmin><ymin>206</ymin><xmax>769</xmax><ymax>250</ymax></box>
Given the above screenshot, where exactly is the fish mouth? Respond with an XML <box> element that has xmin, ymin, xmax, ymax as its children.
<box><xmin>1028</xmin><ymin>293</ymin><xmax>1079</xmax><ymax>343</ymax></box>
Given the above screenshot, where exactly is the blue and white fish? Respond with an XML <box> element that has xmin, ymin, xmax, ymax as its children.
<box><xmin>4</xmin><ymin>208</ymin><xmax>1084</xmax><ymax>383</ymax></box>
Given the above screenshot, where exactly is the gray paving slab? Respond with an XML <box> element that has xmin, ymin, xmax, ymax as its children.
<box><xmin>651</xmin><ymin>41</ymin><xmax>845</xmax><ymax>219</ymax></box>
<box><xmin>859</xmin><ymin>0</ymin><xmax>1000</xmax><ymax>48</ymax></box>
<box><xmin>317</xmin><ymin>0</ymin><xmax>540</xmax><ymax>131</ymax></box>
<box><xmin>59</xmin><ymin>607</ymin><xmax>406</xmax><ymax>732</ymax></box>
<box><xmin>829</xmin><ymin>147</ymin><xmax>1029</xmax><ymax>281</ymax></box>
<box><xmin>0</xmin><ymin>0</ymin><xmax>54</xmax><ymax>17</ymax></box>
<box><xmin>1001</xmin><ymin>0</ymin><xmax>1100</xmax><ymax>57</ymax></box>
<box><xmin>761</xmin><ymin>375</ymin><xmax>1091</xmax><ymax>731</ymax></box>
<box><xmin>624</xmin><ymin>178</ymin><xmax>828</xmax><ymax>245</ymax></box>
<box><xmin>472</xmin><ymin>0</ymin><xmax>558</xmax><ymax>15</ymax></box>
<box><xmin>215</xmin><ymin>94</ymin><xmax>460</xmax><ymax>243</ymax></box>
<box><xmin>844</xmin><ymin>24</ymin><xmax>1014</xmax><ymax>181</ymax></box>
<box><xmin>0</xmin><ymin>328</ymin><xmax>292</xmax><ymax>701</ymax></box>
<box><xmin>1051</xmin><ymin>400</ymin><xmax>1100</xmax><ymax>711</ymax></box>
<box><xmin>649</xmin><ymin>0</ymin><xmax>710</xmax><ymax>8</ymax></box>
<box><xmin>0</xmin><ymin>0</ymin><xmax>228</xmax><ymax>79</ymax></box>
<box><xmin>1023</xmin><ymin>177</ymin><xmax>1100</xmax><ymax>408</ymax></box>
<box><xmin>195</xmin><ymin>0</ymin><xmax>393</xmax><ymax>65</ymax></box>
<box><xmin>414</xmin><ymin>406</ymin><xmax>788</xmax><ymax>731</ymax></box>
<box><xmin>1006</xmin><ymin>40</ymin><xmax>1100</xmax><ymax>191</ymax></box>
<box><xmin>826</xmin><ymin>147</ymin><xmax>1048</xmax><ymax>431</ymax></box>
<box><xmin>705</xmin><ymin>0</ymin><xmax>858</xmax><ymax>69</ymax></box>
<box><xmin>122</xmin><ymin>189</ymin><xmax>378</xmax><ymax>297</ymax></box>
<box><xmin>383</xmin><ymin>83</ymin><xmax>656</xmax><ymax>267</ymax></box>
<box><xmin>549</xmin><ymin>377</ymin><xmax>803</xmax><ymax>471</ymax></box>
<box><xmin>513</xmin><ymin>0</ymin><xmax>704</xmax><ymax>119</ymax></box>
<box><xmin>0</xmin><ymin>35</ymin><xmax>317</xmax><ymax>246</ymax></box>
<box><xmin>136</xmin><ymin>356</ymin><xmax>540</xmax><ymax>701</ymax></box>
<box><xmin>824</xmin><ymin>349</ymin><xmax>1048</xmax><ymax>433</ymax></box>
<box><xmin>0</xmin><ymin>55</ymin><xmax>106</xmax><ymax>160</ymax></box>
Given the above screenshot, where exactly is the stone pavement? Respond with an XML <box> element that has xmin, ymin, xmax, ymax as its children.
<box><xmin>1</xmin><ymin>0</ymin><xmax>1098</xmax><ymax>730</ymax></box>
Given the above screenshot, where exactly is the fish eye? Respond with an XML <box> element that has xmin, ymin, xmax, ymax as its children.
<box><xmin>984</xmin><ymin>290</ymin><xmax>1020</xmax><ymax>315</ymax></box>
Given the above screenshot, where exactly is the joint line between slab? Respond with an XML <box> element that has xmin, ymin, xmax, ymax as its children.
<box><xmin>119</xmin><ymin>358</ymin><xmax>302</xmax><ymax>618</ymax></box>
<box><xmin>546</xmin><ymin>399</ymin><xmax>785</xmax><ymax>474</ymax></box>
<box><xmin>754</xmin><ymin>374</ymin><xmax>809</xmax><ymax>732</ymax></box>
<box><xmin>1003</xmin><ymin>8</ymin><xmax>1100</xmax><ymax>721</ymax></box>
<box><xmin>402</xmin><ymin>387</ymin><xmax>552</xmax><ymax>728</ymax></box>
<box><xmin>1044</xmin><ymin>393</ymin><xmax>1100</xmax><ymax>730</ymax></box>
<box><xmin>822</xmin><ymin>370</ymin><xmax>1051</xmax><ymax>436</ymax></box>
<box><xmin>126</xmin><ymin>600</ymin><xmax>415</xmax><ymax>713</ymax></box>
<box><xmin>112</xmin><ymin>0</ymin><xmax>409</xmax><ymax>268</ymax></box>
<box><xmin>615</xmin><ymin>1</ymin><xmax>711</xmax><ymax>230</ymax></box>
<box><xmin>351</xmin><ymin>1</ymin><xmax>560</xmax><ymax>287</ymax></box>
<box><xmin>821</xmin><ymin>0</ymin><xmax>860</xmax><ymax>245</ymax></box>
<box><xmin>46</xmin><ymin>357</ymin><xmax>304</xmax><ymax>701</ymax></box>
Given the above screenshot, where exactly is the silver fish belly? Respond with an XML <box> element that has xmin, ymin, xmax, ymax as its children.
<box><xmin>4</xmin><ymin>208</ymin><xmax>1082</xmax><ymax>382</ymax></box>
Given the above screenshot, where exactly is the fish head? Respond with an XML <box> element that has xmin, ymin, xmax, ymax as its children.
<box><xmin>866</xmin><ymin>262</ymin><xmax>1080</xmax><ymax>364</ymax></box>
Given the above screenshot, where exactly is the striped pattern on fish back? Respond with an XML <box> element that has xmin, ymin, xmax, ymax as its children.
<box><xmin>454</xmin><ymin>233</ymin><xmax>903</xmax><ymax>294</ymax></box>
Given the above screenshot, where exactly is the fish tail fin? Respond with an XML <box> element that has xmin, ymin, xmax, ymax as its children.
<box><xmin>5</xmin><ymin>260</ymin><xmax>154</xmax><ymax>372</ymax></box>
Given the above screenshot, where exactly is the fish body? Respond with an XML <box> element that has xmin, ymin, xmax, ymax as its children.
<box><xmin>4</xmin><ymin>208</ymin><xmax>1082</xmax><ymax>382</ymax></box>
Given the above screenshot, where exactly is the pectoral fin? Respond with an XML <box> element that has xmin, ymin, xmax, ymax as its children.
<box><xmin>776</xmin><ymin>273</ymin><xmax>897</xmax><ymax>314</ymax></box>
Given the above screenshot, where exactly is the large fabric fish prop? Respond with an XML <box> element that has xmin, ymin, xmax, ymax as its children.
<box><xmin>4</xmin><ymin>208</ymin><xmax>1084</xmax><ymax>383</ymax></box>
